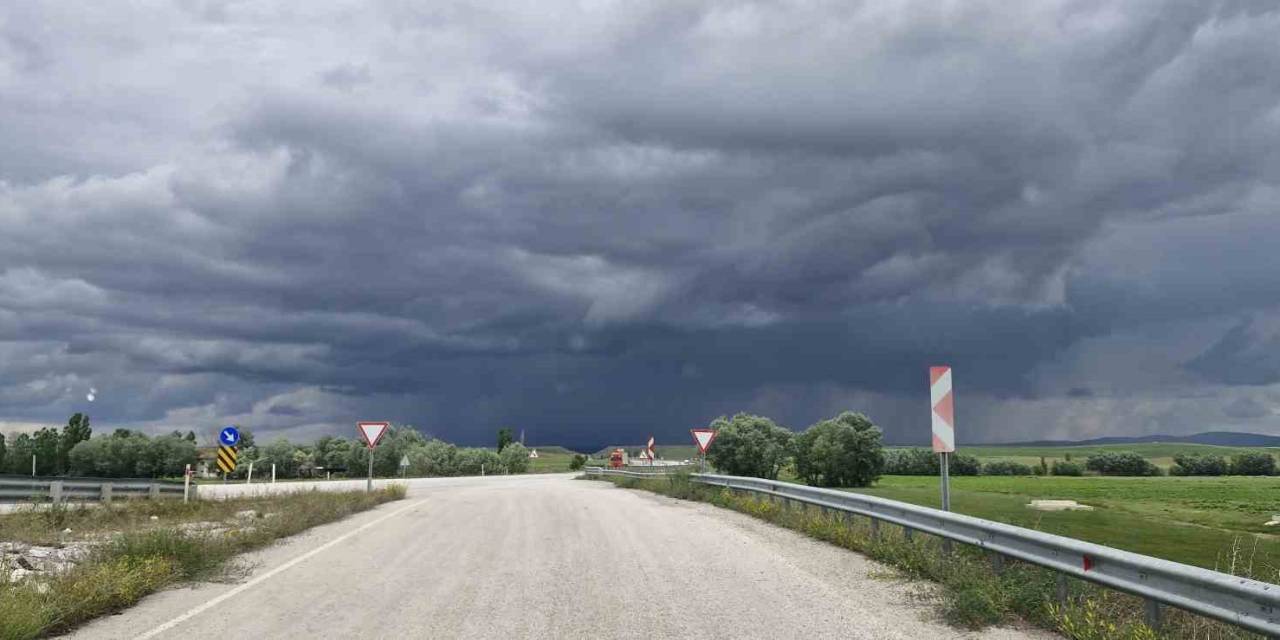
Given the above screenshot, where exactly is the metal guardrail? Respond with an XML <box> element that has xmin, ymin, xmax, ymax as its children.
<box><xmin>584</xmin><ymin>467</ymin><xmax>1280</xmax><ymax>636</ymax></box>
<box><xmin>0</xmin><ymin>475</ymin><xmax>191</xmax><ymax>504</ymax></box>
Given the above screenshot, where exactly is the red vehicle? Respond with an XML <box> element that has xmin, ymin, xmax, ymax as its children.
<box><xmin>609</xmin><ymin>449</ymin><xmax>625</xmax><ymax>469</ymax></box>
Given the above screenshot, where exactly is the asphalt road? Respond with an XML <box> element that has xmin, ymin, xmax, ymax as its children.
<box><xmin>66</xmin><ymin>474</ymin><xmax>1049</xmax><ymax>639</ymax></box>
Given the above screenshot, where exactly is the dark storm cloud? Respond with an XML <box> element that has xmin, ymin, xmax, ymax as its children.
<box><xmin>1</xmin><ymin>1</ymin><xmax>1279</xmax><ymax>446</ymax></box>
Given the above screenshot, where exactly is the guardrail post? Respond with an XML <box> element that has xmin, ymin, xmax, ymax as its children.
<box><xmin>1145</xmin><ymin>599</ymin><xmax>1162</xmax><ymax>631</ymax></box>
<box><xmin>991</xmin><ymin>552</ymin><xmax>1005</xmax><ymax>575</ymax></box>
<box><xmin>1056</xmin><ymin>574</ymin><xmax>1068</xmax><ymax>606</ymax></box>
<box><xmin>870</xmin><ymin>518</ymin><xmax>880</xmax><ymax>541</ymax></box>
<box><xmin>101</xmin><ymin>483</ymin><xmax>112</xmax><ymax>503</ymax></box>
<box><xmin>903</xmin><ymin>526</ymin><xmax>914</xmax><ymax>542</ymax></box>
<box><xmin>189</xmin><ymin>483</ymin><xmax>198</xmax><ymax>501</ymax></box>
<box><xmin>149</xmin><ymin>482</ymin><xmax>161</xmax><ymax>499</ymax></box>
<box><xmin>50</xmin><ymin>480</ymin><xmax>63</xmax><ymax>503</ymax></box>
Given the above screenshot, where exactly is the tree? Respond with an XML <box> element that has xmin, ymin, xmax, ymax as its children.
<box><xmin>32</xmin><ymin>427</ymin><xmax>61</xmax><ymax>476</ymax></box>
<box><xmin>982</xmin><ymin>460</ymin><xmax>1034</xmax><ymax>476</ymax></box>
<box><xmin>237</xmin><ymin>428</ymin><xmax>256</xmax><ymax>450</ymax></box>
<box><xmin>141</xmin><ymin>434</ymin><xmax>197</xmax><ymax>477</ymax></box>
<box><xmin>373</xmin><ymin>426</ymin><xmax>427</xmax><ymax>476</ymax></box>
<box><xmin>1050</xmin><ymin>460</ymin><xmax>1083</xmax><ymax>476</ymax></box>
<box><xmin>318</xmin><ymin>437</ymin><xmax>354</xmax><ymax>472</ymax></box>
<box><xmin>1085</xmin><ymin>451</ymin><xmax>1160</xmax><ymax>476</ymax></box>
<box><xmin>263</xmin><ymin>438</ymin><xmax>301</xmax><ymax>478</ymax></box>
<box><xmin>882</xmin><ymin>449</ymin><xmax>979</xmax><ymax>476</ymax></box>
<box><xmin>496</xmin><ymin>428</ymin><xmax>515</xmax><ymax>453</ymax></box>
<box><xmin>184</xmin><ymin>430</ymin><xmax>197</xmax><ymax>444</ymax></box>
<box><xmin>60</xmin><ymin>413</ymin><xmax>91</xmax><ymax>474</ymax></box>
<box><xmin>704</xmin><ymin>413</ymin><xmax>793</xmax><ymax>480</ymax></box>
<box><xmin>0</xmin><ymin>433</ymin><xmax>6</xmax><ymax>472</ymax></box>
<box><xmin>455</xmin><ymin>447</ymin><xmax>502</xmax><ymax>475</ymax></box>
<box><xmin>1229</xmin><ymin>452</ymin><xmax>1275</xmax><ymax>476</ymax></box>
<box><xmin>5</xmin><ymin>434</ymin><xmax>34</xmax><ymax>475</ymax></box>
<box><xmin>1170</xmin><ymin>454</ymin><xmax>1227</xmax><ymax>476</ymax></box>
<box><xmin>569</xmin><ymin>454</ymin><xmax>586</xmax><ymax>471</ymax></box>
<box><xmin>68</xmin><ymin>431</ymin><xmax>154</xmax><ymax>477</ymax></box>
<box><xmin>499</xmin><ymin>442</ymin><xmax>530</xmax><ymax>474</ymax></box>
<box><xmin>408</xmin><ymin>439</ymin><xmax>458</xmax><ymax>476</ymax></box>
<box><xmin>792</xmin><ymin>412</ymin><xmax>884</xmax><ymax>488</ymax></box>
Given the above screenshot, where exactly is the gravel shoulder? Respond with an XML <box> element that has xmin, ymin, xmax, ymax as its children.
<box><xmin>64</xmin><ymin>475</ymin><xmax>1055</xmax><ymax>639</ymax></box>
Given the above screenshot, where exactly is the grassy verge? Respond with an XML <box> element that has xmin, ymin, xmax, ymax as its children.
<box><xmin>588</xmin><ymin>473</ymin><xmax>1262</xmax><ymax>640</ymax></box>
<box><xmin>851</xmin><ymin>475</ymin><xmax>1280</xmax><ymax>579</ymax></box>
<box><xmin>0</xmin><ymin>485</ymin><xmax>406</xmax><ymax>639</ymax></box>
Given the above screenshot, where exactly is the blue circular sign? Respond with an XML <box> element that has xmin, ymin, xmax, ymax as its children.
<box><xmin>219</xmin><ymin>426</ymin><xmax>241</xmax><ymax>446</ymax></box>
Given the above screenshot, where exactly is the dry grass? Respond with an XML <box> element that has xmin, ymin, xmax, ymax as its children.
<box><xmin>0</xmin><ymin>487</ymin><xmax>405</xmax><ymax>640</ymax></box>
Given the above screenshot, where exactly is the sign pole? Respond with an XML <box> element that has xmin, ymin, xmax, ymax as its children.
<box><xmin>931</xmin><ymin>366</ymin><xmax>956</xmax><ymax>552</ymax></box>
<box><xmin>356</xmin><ymin>422</ymin><xmax>390</xmax><ymax>493</ymax></box>
<box><xmin>940</xmin><ymin>452</ymin><xmax>951</xmax><ymax>511</ymax></box>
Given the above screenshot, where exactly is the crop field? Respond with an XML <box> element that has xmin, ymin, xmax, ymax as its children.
<box><xmin>921</xmin><ymin>442</ymin><xmax>1280</xmax><ymax>470</ymax></box>
<box><xmin>848</xmin><ymin>475</ymin><xmax>1280</xmax><ymax>581</ymax></box>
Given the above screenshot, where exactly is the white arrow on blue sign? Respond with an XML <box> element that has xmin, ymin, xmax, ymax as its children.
<box><xmin>219</xmin><ymin>426</ymin><xmax>241</xmax><ymax>446</ymax></box>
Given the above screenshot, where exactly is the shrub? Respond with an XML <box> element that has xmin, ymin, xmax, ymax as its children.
<box><xmin>454</xmin><ymin>447</ymin><xmax>503</xmax><ymax>475</ymax></box>
<box><xmin>882</xmin><ymin>449</ymin><xmax>979</xmax><ymax>476</ymax></box>
<box><xmin>1084</xmin><ymin>452</ymin><xmax>1159</xmax><ymax>476</ymax></box>
<box><xmin>499</xmin><ymin>443</ymin><xmax>530</xmax><ymax>474</ymax></box>
<box><xmin>1229</xmin><ymin>452</ymin><xmax>1276</xmax><ymax>476</ymax></box>
<box><xmin>1170</xmin><ymin>454</ymin><xmax>1227</xmax><ymax>476</ymax></box>
<box><xmin>982</xmin><ymin>460</ymin><xmax>1034</xmax><ymax>476</ymax></box>
<box><xmin>1050</xmin><ymin>460</ymin><xmax>1084</xmax><ymax>476</ymax></box>
<box><xmin>793</xmin><ymin>412</ymin><xmax>885</xmax><ymax>487</ymax></box>
<box><xmin>704</xmin><ymin>413</ymin><xmax>794</xmax><ymax>480</ymax></box>
<box><xmin>569</xmin><ymin>454</ymin><xmax>587</xmax><ymax>470</ymax></box>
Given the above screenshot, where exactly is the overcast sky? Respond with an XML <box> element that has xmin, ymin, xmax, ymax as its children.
<box><xmin>2</xmin><ymin>1</ymin><xmax>1279</xmax><ymax>448</ymax></box>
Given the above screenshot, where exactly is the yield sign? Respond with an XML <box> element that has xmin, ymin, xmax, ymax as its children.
<box><xmin>690</xmin><ymin>429</ymin><xmax>717</xmax><ymax>454</ymax></box>
<box><xmin>357</xmin><ymin>422</ymin><xmax>390</xmax><ymax>449</ymax></box>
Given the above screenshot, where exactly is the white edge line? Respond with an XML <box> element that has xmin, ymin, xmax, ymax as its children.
<box><xmin>134</xmin><ymin>498</ymin><xmax>421</xmax><ymax>640</ymax></box>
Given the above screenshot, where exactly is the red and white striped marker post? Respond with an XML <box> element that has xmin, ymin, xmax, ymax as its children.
<box><xmin>930</xmin><ymin>366</ymin><xmax>955</xmax><ymax>512</ymax></box>
<box><xmin>647</xmin><ymin>436</ymin><xmax>655</xmax><ymax>466</ymax></box>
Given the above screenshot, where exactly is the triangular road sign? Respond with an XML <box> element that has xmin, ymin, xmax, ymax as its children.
<box><xmin>690</xmin><ymin>428</ymin><xmax>717</xmax><ymax>454</ymax></box>
<box><xmin>357</xmin><ymin>422</ymin><xmax>390</xmax><ymax>449</ymax></box>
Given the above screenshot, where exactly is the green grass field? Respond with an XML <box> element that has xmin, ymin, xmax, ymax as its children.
<box><xmin>922</xmin><ymin>442</ymin><xmax>1280</xmax><ymax>470</ymax></box>
<box><xmin>849</xmin><ymin>475</ymin><xmax>1280</xmax><ymax>580</ymax></box>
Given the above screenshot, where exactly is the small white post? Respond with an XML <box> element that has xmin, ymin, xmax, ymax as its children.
<box><xmin>271</xmin><ymin>463</ymin><xmax>276</xmax><ymax>483</ymax></box>
<box><xmin>481</xmin><ymin>464</ymin><xmax>485</xmax><ymax>476</ymax></box>
<box><xmin>246</xmin><ymin>460</ymin><xmax>254</xmax><ymax>484</ymax></box>
<box><xmin>32</xmin><ymin>454</ymin><xmax>36</xmax><ymax>477</ymax></box>
<box><xmin>183</xmin><ymin>464</ymin><xmax>192</xmax><ymax>503</ymax></box>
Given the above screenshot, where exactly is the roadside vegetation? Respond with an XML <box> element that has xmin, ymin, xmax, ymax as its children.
<box><xmin>1</xmin><ymin>415</ymin><xmax>590</xmax><ymax>482</ymax></box>
<box><xmin>586</xmin><ymin>408</ymin><xmax>1280</xmax><ymax>637</ymax></box>
<box><xmin>0</xmin><ymin>486</ymin><xmax>405</xmax><ymax>640</ymax></box>
<box><xmin>593</xmin><ymin>472</ymin><xmax>1259</xmax><ymax>640</ymax></box>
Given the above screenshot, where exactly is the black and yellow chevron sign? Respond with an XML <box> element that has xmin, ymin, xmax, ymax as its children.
<box><xmin>216</xmin><ymin>444</ymin><xmax>238</xmax><ymax>474</ymax></box>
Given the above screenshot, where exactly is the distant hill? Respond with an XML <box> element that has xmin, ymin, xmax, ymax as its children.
<box><xmin>984</xmin><ymin>431</ymin><xmax>1280</xmax><ymax>448</ymax></box>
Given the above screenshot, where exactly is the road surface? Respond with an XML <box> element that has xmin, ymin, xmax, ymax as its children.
<box><xmin>67</xmin><ymin>474</ymin><xmax>1049</xmax><ymax>639</ymax></box>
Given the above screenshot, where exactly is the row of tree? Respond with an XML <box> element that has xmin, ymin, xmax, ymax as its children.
<box><xmin>1170</xmin><ymin>452</ymin><xmax>1276</xmax><ymax>476</ymax></box>
<box><xmin>1</xmin><ymin>417</ymin><xmax>534</xmax><ymax>480</ymax></box>
<box><xmin>705</xmin><ymin>412</ymin><xmax>886</xmax><ymax>488</ymax></box>
<box><xmin>0</xmin><ymin>414</ymin><xmax>102</xmax><ymax>476</ymax></box>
